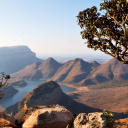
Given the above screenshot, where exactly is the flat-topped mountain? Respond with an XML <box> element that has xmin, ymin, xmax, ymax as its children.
<box><xmin>11</xmin><ymin>57</ymin><xmax>62</xmax><ymax>80</ymax></box>
<box><xmin>6</xmin><ymin>81</ymin><xmax>101</xmax><ymax>116</ymax></box>
<box><xmin>0</xmin><ymin>45</ymin><xmax>42</xmax><ymax>74</ymax></box>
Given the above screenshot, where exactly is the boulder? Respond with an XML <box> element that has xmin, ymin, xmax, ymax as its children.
<box><xmin>22</xmin><ymin>105</ymin><xmax>74</xmax><ymax>128</ymax></box>
<box><xmin>74</xmin><ymin>112</ymin><xmax>106</xmax><ymax>128</ymax></box>
<box><xmin>115</xmin><ymin>118</ymin><xmax>128</xmax><ymax>128</ymax></box>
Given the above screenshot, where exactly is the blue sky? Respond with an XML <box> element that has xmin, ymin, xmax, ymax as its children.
<box><xmin>0</xmin><ymin>0</ymin><xmax>111</xmax><ymax>59</ymax></box>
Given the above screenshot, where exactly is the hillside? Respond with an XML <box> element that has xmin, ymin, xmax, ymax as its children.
<box><xmin>79</xmin><ymin>58</ymin><xmax>128</xmax><ymax>86</ymax></box>
<box><xmin>0</xmin><ymin>45</ymin><xmax>42</xmax><ymax>74</ymax></box>
<box><xmin>68</xmin><ymin>85</ymin><xmax>128</xmax><ymax>116</ymax></box>
<box><xmin>52</xmin><ymin>58</ymin><xmax>99</xmax><ymax>84</ymax></box>
<box><xmin>11</xmin><ymin>57</ymin><xmax>62</xmax><ymax>80</ymax></box>
<box><xmin>6</xmin><ymin>81</ymin><xmax>101</xmax><ymax>116</ymax></box>
<box><xmin>10</xmin><ymin>57</ymin><xmax>128</xmax><ymax>87</ymax></box>
<box><xmin>1</xmin><ymin>86</ymin><xmax>18</xmax><ymax>100</ymax></box>
<box><xmin>11</xmin><ymin>58</ymin><xmax>100</xmax><ymax>85</ymax></box>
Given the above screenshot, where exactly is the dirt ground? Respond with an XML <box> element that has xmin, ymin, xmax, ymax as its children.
<box><xmin>60</xmin><ymin>83</ymin><xmax>128</xmax><ymax>114</ymax></box>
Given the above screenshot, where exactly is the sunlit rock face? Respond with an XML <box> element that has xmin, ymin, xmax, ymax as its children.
<box><xmin>22</xmin><ymin>105</ymin><xmax>74</xmax><ymax>128</ymax></box>
<box><xmin>0</xmin><ymin>45</ymin><xmax>42</xmax><ymax>74</ymax></box>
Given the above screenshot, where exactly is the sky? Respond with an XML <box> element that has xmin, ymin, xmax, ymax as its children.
<box><xmin>0</xmin><ymin>0</ymin><xmax>111</xmax><ymax>59</ymax></box>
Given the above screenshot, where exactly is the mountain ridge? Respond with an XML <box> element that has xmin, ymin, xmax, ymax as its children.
<box><xmin>11</xmin><ymin>57</ymin><xmax>62</xmax><ymax>80</ymax></box>
<box><xmin>10</xmin><ymin>56</ymin><xmax>128</xmax><ymax>87</ymax></box>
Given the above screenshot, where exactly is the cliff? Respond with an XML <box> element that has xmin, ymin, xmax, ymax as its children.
<box><xmin>0</xmin><ymin>45</ymin><xmax>42</xmax><ymax>74</ymax></box>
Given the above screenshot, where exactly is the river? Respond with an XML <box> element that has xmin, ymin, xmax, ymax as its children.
<box><xmin>0</xmin><ymin>80</ymin><xmax>75</xmax><ymax>108</ymax></box>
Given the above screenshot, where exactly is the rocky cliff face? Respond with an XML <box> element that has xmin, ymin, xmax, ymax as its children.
<box><xmin>0</xmin><ymin>45</ymin><xmax>42</xmax><ymax>74</ymax></box>
<box><xmin>6</xmin><ymin>81</ymin><xmax>101</xmax><ymax>116</ymax></box>
<box><xmin>22</xmin><ymin>105</ymin><xmax>74</xmax><ymax>128</ymax></box>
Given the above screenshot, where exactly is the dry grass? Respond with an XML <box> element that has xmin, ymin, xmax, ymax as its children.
<box><xmin>67</xmin><ymin>85</ymin><xmax>128</xmax><ymax>114</ymax></box>
<box><xmin>0</xmin><ymin>106</ymin><xmax>6</xmax><ymax>118</ymax></box>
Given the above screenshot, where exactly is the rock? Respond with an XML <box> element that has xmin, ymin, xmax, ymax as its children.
<box><xmin>74</xmin><ymin>112</ymin><xmax>106</xmax><ymax>128</ymax></box>
<box><xmin>22</xmin><ymin>105</ymin><xmax>74</xmax><ymax>128</ymax></box>
<box><xmin>115</xmin><ymin>118</ymin><xmax>128</xmax><ymax>128</ymax></box>
<box><xmin>0</xmin><ymin>113</ymin><xmax>17</xmax><ymax>127</ymax></box>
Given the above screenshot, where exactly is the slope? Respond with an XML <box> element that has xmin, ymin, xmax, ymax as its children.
<box><xmin>11</xmin><ymin>57</ymin><xmax>62</xmax><ymax>80</ymax></box>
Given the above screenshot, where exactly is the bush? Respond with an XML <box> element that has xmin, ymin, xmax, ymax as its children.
<box><xmin>103</xmin><ymin>109</ymin><xmax>115</xmax><ymax>128</ymax></box>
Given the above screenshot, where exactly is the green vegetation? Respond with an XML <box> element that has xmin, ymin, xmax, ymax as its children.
<box><xmin>103</xmin><ymin>109</ymin><xmax>115</xmax><ymax>127</ymax></box>
<box><xmin>77</xmin><ymin>0</ymin><xmax>128</xmax><ymax>64</ymax></box>
<box><xmin>0</xmin><ymin>72</ymin><xmax>10</xmax><ymax>99</ymax></box>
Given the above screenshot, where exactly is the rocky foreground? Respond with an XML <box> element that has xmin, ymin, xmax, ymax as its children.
<box><xmin>0</xmin><ymin>81</ymin><xmax>127</xmax><ymax>127</ymax></box>
<box><xmin>1</xmin><ymin>104</ymin><xmax>128</xmax><ymax>128</ymax></box>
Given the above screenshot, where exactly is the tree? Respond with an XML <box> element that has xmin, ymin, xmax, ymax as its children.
<box><xmin>77</xmin><ymin>0</ymin><xmax>128</xmax><ymax>64</ymax></box>
<box><xmin>0</xmin><ymin>72</ymin><xmax>10</xmax><ymax>99</ymax></box>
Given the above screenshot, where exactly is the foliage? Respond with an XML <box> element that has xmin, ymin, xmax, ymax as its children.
<box><xmin>0</xmin><ymin>72</ymin><xmax>10</xmax><ymax>99</ymax></box>
<box><xmin>77</xmin><ymin>0</ymin><xmax>128</xmax><ymax>64</ymax></box>
<box><xmin>103</xmin><ymin>109</ymin><xmax>115</xmax><ymax>127</ymax></box>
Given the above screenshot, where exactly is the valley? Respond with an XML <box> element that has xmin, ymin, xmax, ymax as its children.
<box><xmin>1</xmin><ymin>46</ymin><xmax>128</xmax><ymax>120</ymax></box>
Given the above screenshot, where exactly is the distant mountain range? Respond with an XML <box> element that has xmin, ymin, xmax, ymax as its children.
<box><xmin>10</xmin><ymin>56</ymin><xmax>128</xmax><ymax>86</ymax></box>
<box><xmin>11</xmin><ymin>57</ymin><xmax>62</xmax><ymax>80</ymax></box>
<box><xmin>0</xmin><ymin>45</ymin><xmax>43</xmax><ymax>74</ymax></box>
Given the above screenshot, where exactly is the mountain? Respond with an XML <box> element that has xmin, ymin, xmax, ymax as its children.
<box><xmin>6</xmin><ymin>81</ymin><xmax>101</xmax><ymax>116</ymax></box>
<box><xmin>9</xmin><ymin>80</ymin><xmax>27</xmax><ymax>87</ymax></box>
<box><xmin>52</xmin><ymin>58</ymin><xmax>100</xmax><ymax>84</ymax></box>
<box><xmin>1</xmin><ymin>86</ymin><xmax>18</xmax><ymax>100</ymax></box>
<box><xmin>11</xmin><ymin>56</ymin><xmax>128</xmax><ymax>86</ymax></box>
<box><xmin>79</xmin><ymin>58</ymin><xmax>128</xmax><ymax>86</ymax></box>
<box><xmin>11</xmin><ymin>57</ymin><xmax>62</xmax><ymax>80</ymax></box>
<box><xmin>0</xmin><ymin>45</ymin><xmax>42</xmax><ymax>74</ymax></box>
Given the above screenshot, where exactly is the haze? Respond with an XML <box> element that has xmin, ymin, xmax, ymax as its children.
<box><xmin>0</xmin><ymin>0</ymin><xmax>111</xmax><ymax>59</ymax></box>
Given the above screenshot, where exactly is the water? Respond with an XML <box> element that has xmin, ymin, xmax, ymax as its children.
<box><xmin>0</xmin><ymin>80</ymin><xmax>75</xmax><ymax>108</ymax></box>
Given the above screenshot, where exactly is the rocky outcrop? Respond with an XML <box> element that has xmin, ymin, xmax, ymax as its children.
<box><xmin>73</xmin><ymin>112</ymin><xmax>106</xmax><ymax>128</ymax></box>
<box><xmin>0</xmin><ymin>111</ymin><xmax>17</xmax><ymax>127</ymax></box>
<box><xmin>6</xmin><ymin>81</ymin><xmax>101</xmax><ymax>116</ymax></box>
<box><xmin>0</xmin><ymin>45</ymin><xmax>42</xmax><ymax>74</ymax></box>
<box><xmin>22</xmin><ymin>105</ymin><xmax>74</xmax><ymax>128</ymax></box>
<box><xmin>115</xmin><ymin>118</ymin><xmax>128</xmax><ymax>128</ymax></box>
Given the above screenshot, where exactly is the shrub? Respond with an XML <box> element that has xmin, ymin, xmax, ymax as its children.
<box><xmin>103</xmin><ymin>109</ymin><xmax>115</xmax><ymax>128</ymax></box>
